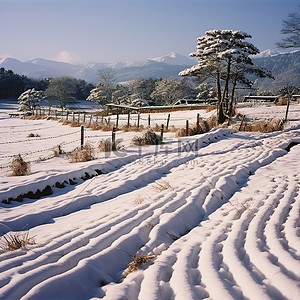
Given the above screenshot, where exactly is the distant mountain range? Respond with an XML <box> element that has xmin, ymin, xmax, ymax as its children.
<box><xmin>0</xmin><ymin>50</ymin><xmax>299</xmax><ymax>90</ymax></box>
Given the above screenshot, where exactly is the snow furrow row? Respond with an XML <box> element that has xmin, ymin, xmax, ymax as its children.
<box><xmin>102</xmin><ymin>144</ymin><xmax>300</xmax><ymax>299</ymax></box>
<box><xmin>1</xmin><ymin>129</ymin><xmax>300</xmax><ymax>299</ymax></box>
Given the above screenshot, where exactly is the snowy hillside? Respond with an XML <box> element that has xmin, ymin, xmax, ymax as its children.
<box><xmin>0</xmin><ymin>53</ymin><xmax>195</xmax><ymax>84</ymax></box>
<box><xmin>1</xmin><ymin>50</ymin><xmax>299</xmax><ymax>87</ymax></box>
<box><xmin>150</xmin><ymin>52</ymin><xmax>196</xmax><ymax>65</ymax></box>
<box><xmin>0</xmin><ymin>101</ymin><xmax>300</xmax><ymax>299</ymax></box>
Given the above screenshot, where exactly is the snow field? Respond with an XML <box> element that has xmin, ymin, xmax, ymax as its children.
<box><xmin>0</xmin><ymin>104</ymin><xmax>300</xmax><ymax>299</ymax></box>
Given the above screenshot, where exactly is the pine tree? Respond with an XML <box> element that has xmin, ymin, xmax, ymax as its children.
<box><xmin>180</xmin><ymin>30</ymin><xmax>273</xmax><ymax>123</ymax></box>
<box><xmin>18</xmin><ymin>88</ymin><xmax>44</xmax><ymax>112</ymax></box>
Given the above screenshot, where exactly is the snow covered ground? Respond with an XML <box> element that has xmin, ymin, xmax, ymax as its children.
<box><xmin>0</xmin><ymin>101</ymin><xmax>300</xmax><ymax>299</ymax></box>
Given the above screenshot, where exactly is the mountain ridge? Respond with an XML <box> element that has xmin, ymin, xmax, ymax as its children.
<box><xmin>1</xmin><ymin>50</ymin><xmax>299</xmax><ymax>89</ymax></box>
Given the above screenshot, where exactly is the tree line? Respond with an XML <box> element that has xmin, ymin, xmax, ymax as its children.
<box><xmin>0</xmin><ymin>68</ymin><xmax>94</xmax><ymax>102</ymax></box>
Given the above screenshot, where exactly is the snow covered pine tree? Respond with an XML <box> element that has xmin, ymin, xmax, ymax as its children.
<box><xmin>179</xmin><ymin>30</ymin><xmax>273</xmax><ymax>123</ymax></box>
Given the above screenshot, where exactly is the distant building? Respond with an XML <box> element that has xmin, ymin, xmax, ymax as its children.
<box><xmin>243</xmin><ymin>95</ymin><xmax>280</xmax><ymax>103</ymax></box>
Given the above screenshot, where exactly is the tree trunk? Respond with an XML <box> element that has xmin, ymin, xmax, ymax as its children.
<box><xmin>216</xmin><ymin>72</ymin><xmax>226</xmax><ymax>124</ymax></box>
<box><xmin>222</xmin><ymin>58</ymin><xmax>231</xmax><ymax>103</ymax></box>
<box><xmin>228</xmin><ymin>75</ymin><xmax>237</xmax><ymax>117</ymax></box>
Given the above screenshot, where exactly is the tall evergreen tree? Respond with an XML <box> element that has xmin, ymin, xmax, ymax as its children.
<box><xmin>180</xmin><ymin>30</ymin><xmax>273</xmax><ymax>123</ymax></box>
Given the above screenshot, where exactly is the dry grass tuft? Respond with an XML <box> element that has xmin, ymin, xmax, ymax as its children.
<box><xmin>121</xmin><ymin>124</ymin><xmax>145</xmax><ymax>132</ymax></box>
<box><xmin>10</xmin><ymin>154</ymin><xmax>30</xmax><ymax>176</ymax></box>
<box><xmin>230</xmin><ymin>200</ymin><xmax>251</xmax><ymax>219</ymax></box>
<box><xmin>69</xmin><ymin>143</ymin><xmax>95</xmax><ymax>162</ymax></box>
<box><xmin>175</xmin><ymin>115</ymin><xmax>218</xmax><ymax>137</ymax></box>
<box><xmin>239</xmin><ymin>119</ymin><xmax>284</xmax><ymax>133</ymax></box>
<box><xmin>62</xmin><ymin>120</ymin><xmax>73</xmax><ymax>126</ymax></box>
<box><xmin>152</xmin><ymin>180</ymin><xmax>172</xmax><ymax>192</ymax></box>
<box><xmin>131</xmin><ymin>130</ymin><xmax>162</xmax><ymax>146</ymax></box>
<box><xmin>152</xmin><ymin>124</ymin><xmax>162</xmax><ymax>132</ymax></box>
<box><xmin>53</xmin><ymin>145</ymin><xmax>65</xmax><ymax>157</ymax></box>
<box><xmin>0</xmin><ymin>230</ymin><xmax>35</xmax><ymax>252</ymax></box>
<box><xmin>206</xmin><ymin>105</ymin><xmax>217</xmax><ymax>112</ymax></box>
<box><xmin>132</xmin><ymin>195</ymin><xmax>145</xmax><ymax>205</ymax></box>
<box><xmin>124</xmin><ymin>252</ymin><xmax>156</xmax><ymax>277</ymax></box>
<box><xmin>27</xmin><ymin>133</ymin><xmax>40</xmax><ymax>138</ymax></box>
<box><xmin>70</xmin><ymin>122</ymin><xmax>81</xmax><ymax>127</ymax></box>
<box><xmin>98</xmin><ymin>139</ymin><xmax>122</xmax><ymax>152</ymax></box>
<box><xmin>100</xmin><ymin>124</ymin><xmax>114</xmax><ymax>131</ymax></box>
<box><xmin>276</xmin><ymin>97</ymin><xmax>288</xmax><ymax>106</ymax></box>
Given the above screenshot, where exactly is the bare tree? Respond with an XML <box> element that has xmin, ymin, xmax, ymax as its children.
<box><xmin>277</xmin><ymin>6</ymin><xmax>300</xmax><ymax>48</ymax></box>
<box><xmin>96</xmin><ymin>68</ymin><xmax>116</xmax><ymax>103</ymax></box>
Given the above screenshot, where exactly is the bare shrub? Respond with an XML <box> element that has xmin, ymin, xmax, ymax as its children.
<box><xmin>99</xmin><ymin>139</ymin><xmax>121</xmax><ymax>152</ymax></box>
<box><xmin>10</xmin><ymin>154</ymin><xmax>30</xmax><ymax>176</ymax></box>
<box><xmin>69</xmin><ymin>143</ymin><xmax>95</xmax><ymax>162</ymax></box>
<box><xmin>100</xmin><ymin>124</ymin><xmax>114</xmax><ymax>131</ymax></box>
<box><xmin>206</xmin><ymin>115</ymin><xmax>218</xmax><ymax>128</ymax></box>
<box><xmin>0</xmin><ymin>230</ymin><xmax>35</xmax><ymax>252</ymax></box>
<box><xmin>168</xmin><ymin>125</ymin><xmax>178</xmax><ymax>132</ymax></box>
<box><xmin>152</xmin><ymin>180</ymin><xmax>172</xmax><ymax>192</ymax></box>
<box><xmin>89</xmin><ymin>123</ymin><xmax>102</xmax><ymax>131</ymax></box>
<box><xmin>69</xmin><ymin>121</ymin><xmax>81</xmax><ymax>127</ymax></box>
<box><xmin>239</xmin><ymin>119</ymin><xmax>284</xmax><ymax>133</ymax></box>
<box><xmin>62</xmin><ymin>120</ymin><xmax>72</xmax><ymax>126</ymax></box>
<box><xmin>276</xmin><ymin>97</ymin><xmax>288</xmax><ymax>106</ymax></box>
<box><xmin>131</xmin><ymin>130</ymin><xmax>162</xmax><ymax>146</ymax></box>
<box><xmin>175</xmin><ymin>127</ymin><xmax>187</xmax><ymax>138</ymax></box>
<box><xmin>124</xmin><ymin>252</ymin><xmax>156</xmax><ymax>277</ymax></box>
<box><xmin>230</xmin><ymin>200</ymin><xmax>251</xmax><ymax>219</ymax></box>
<box><xmin>53</xmin><ymin>145</ymin><xmax>65</xmax><ymax>157</ymax></box>
<box><xmin>121</xmin><ymin>124</ymin><xmax>145</xmax><ymax>132</ymax></box>
<box><xmin>175</xmin><ymin>115</ymin><xmax>218</xmax><ymax>137</ymax></box>
<box><xmin>152</xmin><ymin>124</ymin><xmax>161</xmax><ymax>132</ymax></box>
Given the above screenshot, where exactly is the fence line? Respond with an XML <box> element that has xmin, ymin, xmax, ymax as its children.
<box><xmin>1</xmin><ymin>110</ymin><xmax>207</xmax><ymax>170</ymax></box>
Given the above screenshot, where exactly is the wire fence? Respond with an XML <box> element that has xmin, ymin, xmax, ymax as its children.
<box><xmin>1</xmin><ymin>109</ymin><xmax>206</xmax><ymax>172</ymax></box>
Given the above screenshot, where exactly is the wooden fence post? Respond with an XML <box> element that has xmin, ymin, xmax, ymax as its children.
<box><xmin>238</xmin><ymin>115</ymin><xmax>245</xmax><ymax>131</ymax></box>
<box><xmin>83</xmin><ymin>113</ymin><xmax>86</xmax><ymax>123</ymax></box>
<box><xmin>89</xmin><ymin>114</ymin><xmax>93</xmax><ymax>125</ymax></box>
<box><xmin>160</xmin><ymin>124</ymin><xmax>164</xmax><ymax>141</ymax></box>
<box><xmin>148</xmin><ymin>114</ymin><xmax>151</xmax><ymax>127</ymax></box>
<box><xmin>197</xmin><ymin>113</ymin><xmax>200</xmax><ymax>128</ymax></box>
<box><xmin>116</xmin><ymin>114</ymin><xmax>119</xmax><ymax>129</ymax></box>
<box><xmin>112</xmin><ymin>127</ymin><xmax>116</xmax><ymax>151</ymax></box>
<box><xmin>78</xmin><ymin>113</ymin><xmax>80</xmax><ymax>125</ymax></box>
<box><xmin>72</xmin><ymin>112</ymin><xmax>75</xmax><ymax>122</ymax></box>
<box><xmin>186</xmin><ymin>120</ymin><xmax>189</xmax><ymax>136</ymax></box>
<box><xmin>137</xmin><ymin>112</ymin><xmax>140</xmax><ymax>128</ymax></box>
<box><xmin>80</xmin><ymin>125</ymin><xmax>84</xmax><ymax>149</ymax></box>
<box><xmin>127</xmin><ymin>111</ymin><xmax>130</xmax><ymax>127</ymax></box>
<box><xmin>166</xmin><ymin>113</ymin><xmax>170</xmax><ymax>130</ymax></box>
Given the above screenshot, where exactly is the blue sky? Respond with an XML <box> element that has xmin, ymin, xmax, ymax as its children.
<box><xmin>0</xmin><ymin>0</ymin><xmax>299</xmax><ymax>64</ymax></box>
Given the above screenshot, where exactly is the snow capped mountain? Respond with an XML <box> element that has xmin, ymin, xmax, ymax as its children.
<box><xmin>0</xmin><ymin>53</ymin><xmax>195</xmax><ymax>84</ymax></box>
<box><xmin>1</xmin><ymin>50</ymin><xmax>299</xmax><ymax>88</ymax></box>
<box><xmin>253</xmin><ymin>49</ymin><xmax>300</xmax><ymax>58</ymax></box>
<box><xmin>253</xmin><ymin>49</ymin><xmax>280</xmax><ymax>58</ymax></box>
<box><xmin>150</xmin><ymin>52</ymin><xmax>196</xmax><ymax>65</ymax></box>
